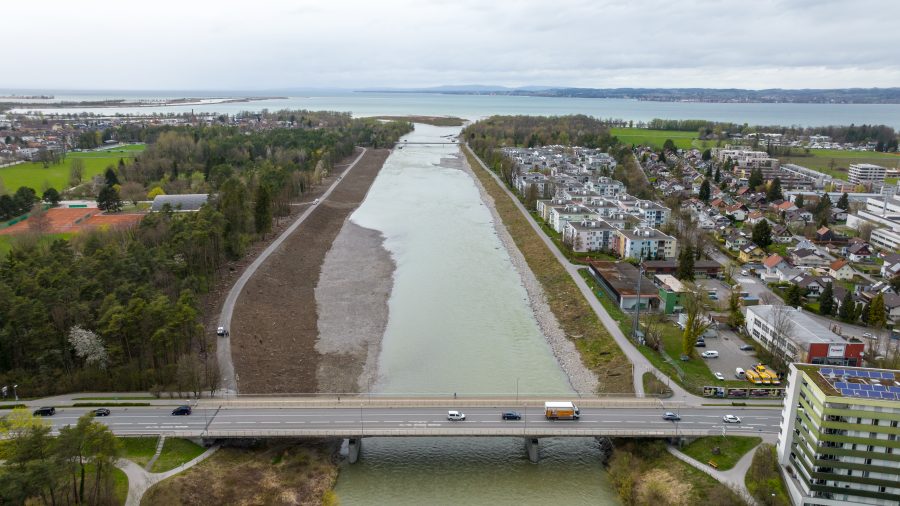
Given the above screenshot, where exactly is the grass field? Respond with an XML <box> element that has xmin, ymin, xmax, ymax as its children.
<box><xmin>0</xmin><ymin>232</ymin><xmax>73</xmax><ymax>259</ymax></box>
<box><xmin>778</xmin><ymin>148</ymin><xmax>900</xmax><ymax>180</ymax></box>
<box><xmin>610</xmin><ymin>128</ymin><xmax>701</xmax><ymax>150</ymax></box>
<box><xmin>0</xmin><ymin>145</ymin><xmax>144</xmax><ymax>192</ymax></box>
<box><xmin>119</xmin><ymin>437</ymin><xmax>159</xmax><ymax>468</ymax></box>
<box><xmin>681</xmin><ymin>435</ymin><xmax>762</xmax><ymax>471</ymax></box>
<box><xmin>150</xmin><ymin>438</ymin><xmax>206</xmax><ymax>473</ymax></box>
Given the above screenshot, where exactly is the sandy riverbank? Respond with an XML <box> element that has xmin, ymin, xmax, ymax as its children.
<box><xmin>314</xmin><ymin>221</ymin><xmax>394</xmax><ymax>392</ymax></box>
<box><xmin>454</xmin><ymin>151</ymin><xmax>599</xmax><ymax>395</ymax></box>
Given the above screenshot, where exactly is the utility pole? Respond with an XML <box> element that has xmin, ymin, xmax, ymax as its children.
<box><xmin>632</xmin><ymin>260</ymin><xmax>644</xmax><ymax>341</ymax></box>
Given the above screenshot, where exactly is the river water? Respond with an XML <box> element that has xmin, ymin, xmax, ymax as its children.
<box><xmin>333</xmin><ymin>124</ymin><xmax>619</xmax><ymax>504</ymax></box>
<box><xmin>8</xmin><ymin>90</ymin><xmax>900</xmax><ymax>128</ymax></box>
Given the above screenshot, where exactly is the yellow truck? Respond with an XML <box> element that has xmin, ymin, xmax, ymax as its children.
<box><xmin>745</xmin><ymin>369</ymin><xmax>767</xmax><ymax>385</ymax></box>
<box><xmin>754</xmin><ymin>363</ymin><xmax>781</xmax><ymax>385</ymax></box>
<box><xmin>544</xmin><ymin>401</ymin><xmax>580</xmax><ymax>420</ymax></box>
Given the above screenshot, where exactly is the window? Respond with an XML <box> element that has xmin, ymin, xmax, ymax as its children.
<box><xmin>865</xmin><ymin>458</ymin><xmax>872</xmax><ymax>465</ymax></box>
<box><xmin>872</xmin><ymin>419</ymin><xmax>879</xmax><ymax>426</ymax></box>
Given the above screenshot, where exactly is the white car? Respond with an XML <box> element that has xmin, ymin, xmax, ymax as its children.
<box><xmin>714</xmin><ymin>372</ymin><xmax>725</xmax><ymax>381</ymax></box>
<box><xmin>313</xmin><ymin>198</ymin><xmax>320</xmax><ymax>205</ymax></box>
<box><xmin>723</xmin><ymin>414</ymin><xmax>741</xmax><ymax>424</ymax></box>
<box><xmin>701</xmin><ymin>350</ymin><xmax>719</xmax><ymax>358</ymax></box>
<box><xmin>740</xmin><ymin>270</ymin><xmax>749</xmax><ymax>276</ymax></box>
<box><xmin>447</xmin><ymin>410</ymin><xmax>466</xmax><ymax>421</ymax></box>
<box><xmin>216</xmin><ymin>326</ymin><xmax>227</xmax><ymax>337</ymax></box>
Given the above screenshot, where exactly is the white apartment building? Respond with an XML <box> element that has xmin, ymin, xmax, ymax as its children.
<box><xmin>612</xmin><ymin>227</ymin><xmax>677</xmax><ymax>260</ymax></box>
<box><xmin>548</xmin><ymin>204</ymin><xmax>599</xmax><ymax>233</ymax></box>
<box><xmin>848</xmin><ymin>163</ymin><xmax>887</xmax><ymax>186</ymax></box>
<box><xmin>713</xmin><ymin>148</ymin><xmax>780</xmax><ymax>169</ymax></box>
<box><xmin>562</xmin><ymin>219</ymin><xmax>616</xmax><ymax>252</ymax></box>
<box><xmin>870</xmin><ymin>227</ymin><xmax>900</xmax><ymax>251</ymax></box>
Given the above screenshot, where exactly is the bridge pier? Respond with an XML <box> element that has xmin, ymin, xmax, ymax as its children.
<box><xmin>347</xmin><ymin>437</ymin><xmax>361</xmax><ymax>464</ymax></box>
<box><xmin>525</xmin><ymin>438</ymin><xmax>540</xmax><ymax>463</ymax></box>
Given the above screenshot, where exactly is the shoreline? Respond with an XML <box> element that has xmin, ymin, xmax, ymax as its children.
<box><xmin>456</xmin><ymin>150</ymin><xmax>599</xmax><ymax>395</ymax></box>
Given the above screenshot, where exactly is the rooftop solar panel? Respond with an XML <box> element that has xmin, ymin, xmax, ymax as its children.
<box><xmin>821</xmin><ymin>368</ymin><xmax>833</xmax><ymax>375</ymax></box>
<box><xmin>834</xmin><ymin>382</ymin><xmax>846</xmax><ymax>389</ymax></box>
<box><xmin>881</xmin><ymin>392</ymin><xmax>893</xmax><ymax>399</ymax></box>
<box><xmin>873</xmin><ymin>385</ymin><xmax>886</xmax><ymax>391</ymax></box>
<box><xmin>869</xmin><ymin>391</ymin><xmax>880</xmax><ymax>398</ymax></box>
<box><xmin>840</xmin><ymin>388</ymin><xmax>853</xmax><ymax>396</ymax></box>
<box><xmin>883</xmin><ymin>372</ymin><xmax>895</xmax><ymax>380</ymax></box>
<box><xmin>890</xmin><ymin>386</ymin><xmax>900</xmax><ymax>393</ymax></box>
<box><xmin>860</xmin><ymin>384</ymin><xmax>873</xmax><ymax>391</ymax></box>
<box><xmin>849</xmin><ymin>383</ymin><xmax>861</xmax><ymax>390</ymax></box>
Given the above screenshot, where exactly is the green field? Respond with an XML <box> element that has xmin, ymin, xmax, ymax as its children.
<box><xmin>0</xmin><ymin>232</ymin><xmax>73</xmax><ymax>259</ymax></box>
<box><xmin>778</xmin><ymin>148</ymin><xmax>900</xmax><ymax>181</ymax></box>
<box><xmin>150</xmin><ymin>438</ymin><xmax>206</xmax><ymax>473</ymax></box>
<box><xmin>610</xmin><ymin>128</ymin><xmax>701</xmax><ymax>150</ymax></box>
<box><xmin>0</xmin><ymin>145</ymin><xmax>144</xmax><ymax>193</ymax></box>
<box><xmin>681</xmin><ymin>436</ymin><xmax>762</xmax><ymax>471</ymax></box>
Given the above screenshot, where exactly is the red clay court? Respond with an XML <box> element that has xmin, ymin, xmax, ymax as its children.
<box><xmin>0</xmin><ymin>207</ymin><xmax>145</xmax><ymax>235</ymax></box>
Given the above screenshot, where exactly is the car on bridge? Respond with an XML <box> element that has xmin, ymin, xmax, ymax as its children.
<box><xmin>172</xmin><ymin>405</ymin><xmax>192</xmax><ymax>416</ymax></box>
<box><xmin>723</xmin><ymin>414</ymin><xmax>741</xmax><ymax>424</ymax></box>
<box><xmin>447</xmin><ymin>410</ymin><xmax>466</xmax><ymax>421</ymax></box>
<box><xmin>501</xmin><ymin>411</ymin><xmax>522</xmax><ymax>420</ymax></box>
<box><xmin>662</xmin><ymin>412</ymin><xmax>681</xmax><ymax>421</ymax></box>
<box><xmin>92</xmin><ymin>408</ymin><xmax>111</xmax><ymax>417</ymax></box>
<box><xmin>33</xmin><ymin>407</ymin><xmax>56</xmax><ymax>417</ymax></box>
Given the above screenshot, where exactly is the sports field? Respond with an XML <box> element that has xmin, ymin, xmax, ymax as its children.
<box><xmin>0</xmin><ymin>207</ymin><xmax>144</xmax><ymax>236</ymax></box>
<box><xmin>610</xmin><ymin>128</ymin><xmax>701</xmax><ymax>149</ymax></box>
<box><xmin>777</xmin><ymin>149</ymin><xmax>900</xmax><ymax>181</ymax></box>
<box><xmin>0</xmin><ymin>145</ymin><xmax>145</xmax><ymax>192</ymax></box>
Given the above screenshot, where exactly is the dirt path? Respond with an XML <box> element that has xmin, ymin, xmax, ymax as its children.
<box><xmin>229</xmin><ymin>149</ymin><xmax>391</xmax><ymax>394</ymax></box>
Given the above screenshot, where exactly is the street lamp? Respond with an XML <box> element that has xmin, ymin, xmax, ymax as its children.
<box><xmin>13</xmin><ymin>384</ymin><xmax>17</xmax><ymax>402</ymax></box>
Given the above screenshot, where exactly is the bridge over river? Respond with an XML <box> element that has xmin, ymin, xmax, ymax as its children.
<box><xmin>38</xmin><ymin>397</ymin><xmax>781</xmax><ymax>462</ymax></box>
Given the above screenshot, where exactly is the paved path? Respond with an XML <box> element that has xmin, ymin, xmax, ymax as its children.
<box><xmin>216</xmin><ymin>148</ymin><xmax>368</xmax><ymax>395</ymax></box>
<box><xmin>464</xmin><ymin>144</ymin><xmax>695</xmax><ymax>400</ymax></box>
<box><xmin>667</xmin><ymin>439</ymin><xmax>773</xmax><ymax>506</ymax></box>
<box><xmin>119</xmin><ymin>445</ymin><xmax>219</xmax><ymax>506</ymax></box>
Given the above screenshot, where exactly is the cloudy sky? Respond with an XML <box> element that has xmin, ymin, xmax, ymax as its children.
<box><xmin>7</xmin><ymin>0</ymin><xmax>900</xmax><ymax>90</ymax></box>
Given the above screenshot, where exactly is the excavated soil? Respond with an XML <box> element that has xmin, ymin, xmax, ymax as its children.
<box><xmin>229</xmin><ymin>149</ymin><xmax>391</xmax><ymax>394</ymax></box>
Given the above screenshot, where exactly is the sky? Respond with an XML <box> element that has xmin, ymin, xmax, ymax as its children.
<box><xmin>6</xmin><ymin>0</ymin><xmax>900</xmax><ymax>91</ymax></box>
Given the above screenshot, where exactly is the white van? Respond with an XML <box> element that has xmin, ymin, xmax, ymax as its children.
<box><xmin>735</xmin><ymin>367</ymin><xmax>746</xmax><ymax>379</ymax></box>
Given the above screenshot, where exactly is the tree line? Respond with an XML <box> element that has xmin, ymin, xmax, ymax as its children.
<box><xmin>0</xmin><ymin>113</ymin><xmax>412</xmax><ymax>396</ymax></box>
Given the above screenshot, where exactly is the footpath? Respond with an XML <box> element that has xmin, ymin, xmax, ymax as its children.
<box><xmin>118</xmin><ymin>444</ymin><xmax>219</xmax><ymax>506</ymax></box>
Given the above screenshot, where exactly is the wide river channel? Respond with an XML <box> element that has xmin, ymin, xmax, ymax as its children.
<box><xmin>332</xmin><ymin>124</ymin><xmax>619</xmax><ymax>504</ymax></box>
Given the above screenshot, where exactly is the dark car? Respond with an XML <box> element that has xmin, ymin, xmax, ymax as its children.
<box><xmin>662</xmin><ymin>412</ymin><xmax>681</xmax><ymax>421</ymax></box>
<box><xmin>172</xmin><ymin>405</ymin><xmax>192</xmax><ymax>416</ymax></box>
<box><xmin>739</xmin><ymin>344</ymin><xmax>754</xmax><ymax>351</ymax></box>
<box><xmin>501</xmin><ymin>411</ymin><xmax>522</xmax><ymax>420</ymax></box>
<box><xmin>695</xmin><ymin>341</ymin><xmax>706</xmax><ymax>347</ymax></box>
<box><xmin>92</xmin><ymin>408</ymin><xmax>111</xmax><ymax>417</ymax></box>
<box><xmin>33</xmin><ymin>406</ymin><xmax>56</xmax><ymax>417</ymax></box>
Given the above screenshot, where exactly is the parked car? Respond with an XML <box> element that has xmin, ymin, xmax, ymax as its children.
<box><xmin>723</xmin><ymin>414</ymin><xmax>741</xmax><ymax>424</ymax></box>
<box><xmin>714</xmin><ymin>372</ymin><xmax>725</xmax><ymax>381</ymax></box>
<box><xmin>701</xmin><ymin>350</ymin><xmax>719</xmax><ymax>358</ymax></box>
<box><xmin>33</xmin><ymin>407</ymin><xmax>56</xmax><ymax>417</ymax></box>
<box><xmin>739</xmin><ymin>344</ymin><xmax>754</xmax><ymax>351</ymax></box>
<box><xmin>216</xmin><ymin>326</ymin><xmax>227</xmax><ymax>337</ymax></box>
<box><xmin>862</xmin><ymin>332</ymin><xmax>873</xmax><ymax>339</ymax></box>
<box><xmin>92</xmin><ymin>408</ymin><xmax>111</xmax><ymax>417</ymax></box>
<box><xmin>740</xmin><ymin>270</ymin><xmax>749</xmax><ymax>276</ymax></box>
<box><xmin>695</xmin><ymin>341</ymin><xmax>707</xmax><ymax>347</ymax></box>
<box><xmin>662</xmin><ymin>412</ymin><xmax>681</xmax><ymax>421</ymax></box>
<box><xmin>501</xmin><ymin>411</ymin><xmax>522</xmax><ymax>420</ymax></box>
<box><xmin>447</xmin><ymin>410</ymin><xmax>466</xmax><ymax>421</ymax></box>
<box><xmin>313</xmin><ymin>198</ymin><xmax>320</xmax><ymax>205</ymax></box>
<box><xmin>172</xmin><ymin>405</ymin><xmax>192</xmax><ymax>416</ymax></box>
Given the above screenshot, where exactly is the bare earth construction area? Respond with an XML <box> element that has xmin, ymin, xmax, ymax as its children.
<box><xmin>230</xmin><ymin>149</ymin><xmax>391</xmax><ymax>394</ymax></box>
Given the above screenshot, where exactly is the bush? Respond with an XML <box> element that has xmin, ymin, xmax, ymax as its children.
<box><xmin>745</xmin><ymin>444</ymin><xmax>790</xmax><ymax>506</ymax></box>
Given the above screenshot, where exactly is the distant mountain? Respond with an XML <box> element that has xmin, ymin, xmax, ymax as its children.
<box><xmin>363</xmin><ymin>86</ymin><xmax>900</xmax><ymax>104</ymax></box>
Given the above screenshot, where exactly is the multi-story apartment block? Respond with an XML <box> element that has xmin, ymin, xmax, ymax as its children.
<box><xmin>848</xmin><ymin>163</ymin><xmax>887</xmax><ymax>186</ymax></box>
<box><xmin>713</xmin><ymin>148</ymin><xmax>780</xmax><ymax>170</ymax></box>
<box><xmin>777</xmin><ymin>363</ymin><xmax>900</xmax><ymax>506</ymax></box>
<box><xmin>611</xmin><ymin>227</ymin><xmax>677</xmax><ymax>260</ymax></box>
<box><xmin>562</xmin><ymin>219</ymin><xmax>616</xmax><ymax>252</ymax></box>
<box><xmin>547</xmin><ymin>204</ymin><xmax>598</xmax><ymax>233</ymax></box>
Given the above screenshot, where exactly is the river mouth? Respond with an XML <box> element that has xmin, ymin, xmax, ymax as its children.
<box><xmin>319</xmin><ymin>124</ymin><xmax>618</xmax><ymax>504</ymax></box>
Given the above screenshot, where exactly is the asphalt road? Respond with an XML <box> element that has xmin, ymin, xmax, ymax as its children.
<box><xmin>38</xmin><ymin>406</ymin><xmax>780</xmax><ymax>437</ymax></box>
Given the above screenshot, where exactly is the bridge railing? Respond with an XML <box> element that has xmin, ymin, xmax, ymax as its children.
<box><xmin>109</xmin><ymin>427</ymin><xmax>725</xmax><ymax>438</ymax></box>
<box><xmin>199</xmin><ymin>395</ymin><xmax>684</xmax><ymax>410</ymax></box>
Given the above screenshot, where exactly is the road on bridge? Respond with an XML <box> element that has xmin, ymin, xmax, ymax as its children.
<box><xmin>40</xmin><ymin>406</ymin><xmax>780</xmax><ymax>438</ymax></box>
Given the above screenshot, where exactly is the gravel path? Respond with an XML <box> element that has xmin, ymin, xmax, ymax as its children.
<box><xmin>315</xmin><ymin>221</ymin><xmax>394</xmax><ymax>393</ymax></box>
<box><xmin>456</xmin><ymin>152</ymin><xmax>599</xmax><ymax>395</ymax></box>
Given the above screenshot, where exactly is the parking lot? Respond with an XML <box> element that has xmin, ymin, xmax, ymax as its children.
<box><xmin>695</xmin><ymin>278</ymin><xmax>734</xmax><ymax>306</ymax></box>
<box><xmin>698</xmin><ymin>327</ymin><xmax>762</xmax><ymax>384</ymax></box>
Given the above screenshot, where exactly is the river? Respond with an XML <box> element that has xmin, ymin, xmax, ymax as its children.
<box><xmin>7</xmin><ymin>90</ymin><xmax>900</xmax><ymax>128</ymax></box>
<box><xmin>332</xmin><ymin>123</ymin><xmax>619</xmax><ymax>504</ymax></box>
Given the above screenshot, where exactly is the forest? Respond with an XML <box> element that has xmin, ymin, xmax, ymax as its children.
<box><xmin>0</xmin><ymin>113</ymin><xmax>412</xmax><ymax>396</ymax></box>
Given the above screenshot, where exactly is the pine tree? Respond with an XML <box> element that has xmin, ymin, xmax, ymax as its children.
<box><xmin>714</xmin><ymin>167</ymin><xmax>721</xmax><ymax>183</ymax></box>
<box><xmin>794</xmin><ymin>193</ymin><xmax>805</xmax><ymax>209</ymax></box>
<box><xmin>705</xmin><ymin>165</ymin><xmax>712</xmax><ymax>178</ymax></box>
<box><xmin>748</xmin><ymin>167</ymin><xmax>763</xmax><ymax>189</ymax></box>
<box><xmin>819</xmin><ymin>283</ymin><xmax>834</xmax><ymax>316</ymax></box>
<box><xmin>785</xmin><ymin>284</ymin><xmax>802</xmax><ymax>307</ymax></box>
<box><xmin>767</xmin><ymin>177</ymin><xmax>783</xmax><ymax>201</ymax></box>
<box><xmin>96</xmin><ymin>185</ymin><xmax>122</xmax><ymax>213</ymax></box>
<box><xmin>675</xmin><ymin>245</ymin><xmax>695</xmax><ymax>281</ymax></box>
<box><xmin>104</xmin><ymin>166</ymin><xmax>119</xmax><ymax>186</ymax></box>
<box><xmin>752</xmin><ymin>220</ymin><xmax>772</xmax><ymax>250</ymax></box>
<box><xmin>699</xmin><ymin>179</ymin><xmax>711</xmax><ymax>202</ymax></box>
<box><xmin>837</xmin><ymin>192</ymin><xmax>849</xmax><ymax>210</ymax></box>
<box><xmin>839</xmin><ymin>291</ymin><xmax>855</xmax><ymax>322</ymax></box>
<box><xmin>253</xmin><ymin>184</ymin><xmax>272</xmax><ymax>235</ymax></box>
<box><xmin>869</xmin><ymin>293</ymin><xmax>887</xmax><ymax>329</ymax></box>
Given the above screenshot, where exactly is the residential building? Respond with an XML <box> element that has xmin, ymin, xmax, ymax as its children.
<box><xmin>870</xmin><ymin>228</ymin><xmax>900</xmax><ymax>252</ymax></box>
<box><xmin>655</xmin><ymin>274</ymin><xmax>687</xmax><ymax>314</ymax></box>
<box><xmin>562</xmin><ymin>219</ymin><xmax>615</xmax><ymax>252</ymax></box>
<box><xmin>777</xmin><ymin>363</ymin><xmax>900</xmax><ymax>506</ymax></box>
<box><xmin>642</xmin><ymin>259</ymin><xmax>721</xmax><ymax>279</ymax></box>
<box><xmin>848</xmin><ymin>163</ymin><xmax>887</xmax><ymax>186</ymax></box>
<box><xmin>548</xmin><ymin>204</ymin><xmax>597</xmax><ymax>233</ymax></box>
<box><xmin>829</xmin><ymin>259</ymin><xmax>855</xmax><ymax>280</ymax></box>
<box><xmin>612</xmin><ymin>227</ymin><xmax>677</xmax><ymax>260</ymax></box>
<box><xmin>745</xmin><ymin>305</ymin><xmax>864</xmax><ymax>366</ymax></box>
<box><xmin>739</xmin><ymin>243</ymin><xmax>766</xmax><ymax>263</ymax></box>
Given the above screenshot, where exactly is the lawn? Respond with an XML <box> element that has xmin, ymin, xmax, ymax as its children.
<box><xmin>150</xmin><ymin>438</ymin><xmax>206</xmax><ymax>473</ymax></box>
<box><xmin>610</xmin><ymin>128</ymin><xmax>698</xmax><ymax>150</ymax></box>
<box><xmin>681</xmin><ymin>435</ymin><xmax>762</xmax><ymax>471</ymax></box>
<box><xmin>112</xmin><ymin>466</ymin><xmax>129</xmax><ymax>505</ymax></box>
<box><xmin>778</xmin><ymin>148</ymin><xmax>900</xmax><ymax>181</ymax></box>
<box><xmin>0</xmin><ymin>146</ymin><xmax>144</xmax><ymax>192</ymax></box>
<box><xmin>0</xmin><ymin>232</ymin><xmax>73</xmax><ymax>260</ymax></box>
<box><xmin>119</xmin><ymin>436</ymin><xmax>159</xmax><ymax>468</ymax></box>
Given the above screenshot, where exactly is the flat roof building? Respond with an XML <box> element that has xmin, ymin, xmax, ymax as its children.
<box><xmin>587</xmin><ymin>261</ymin><xmax>659</xmax><ymax>311</ymax></box>
<box><xmin>848</xmin><ymin>163</ymin><xmax>887</xmax><ymax>186</ymax></box>
<box><xmin>745</xmin><ymin>305</ymin><xmax>863</xmax><ymax>366</ymax></box>
<box><xmin>777</xmin><ymin>363</ymin><xmax>900</xmax><ymax>506</ymax></box>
